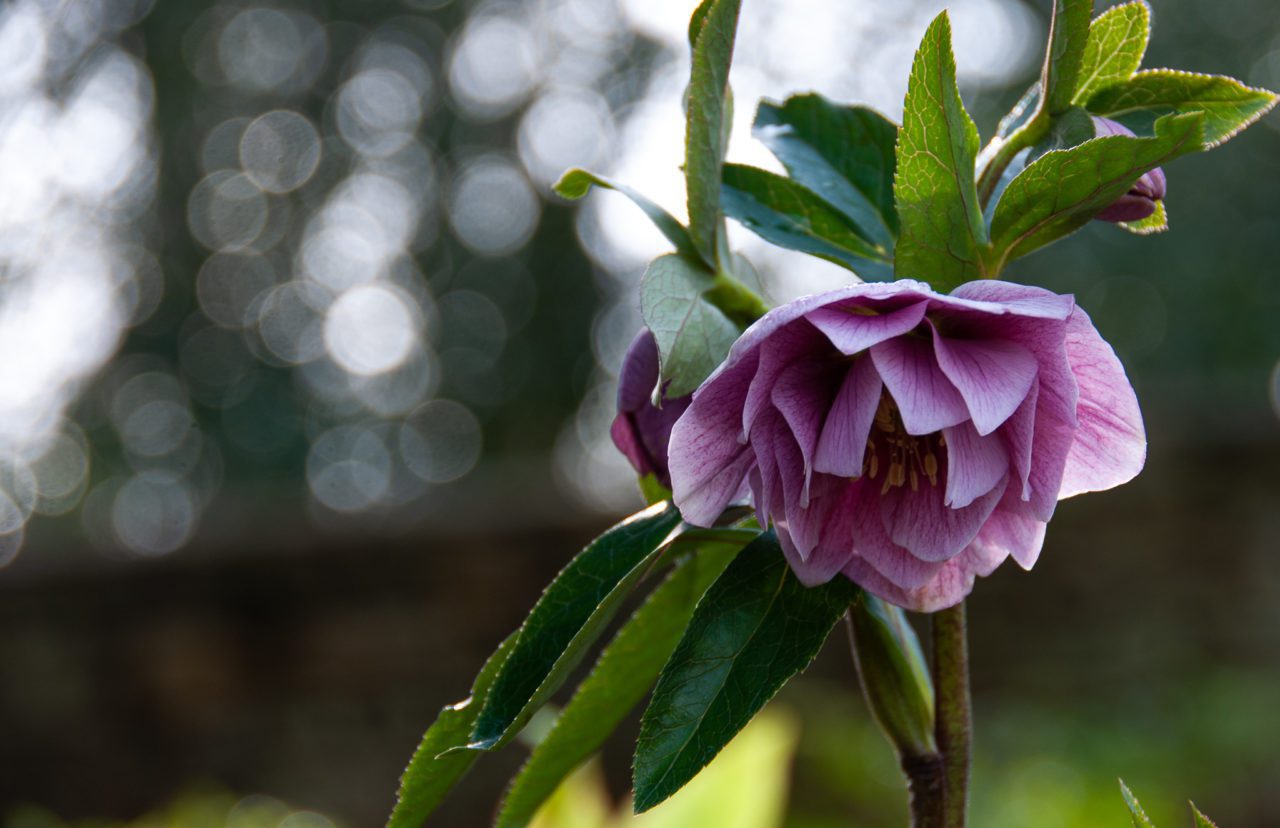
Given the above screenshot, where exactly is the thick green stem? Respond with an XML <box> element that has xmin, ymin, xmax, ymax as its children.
<box><xmin>932</xmin><ymin>602</ymin><xmax>972</xmax><ymax>828</ymax></box>
<box><xmin>702</xmin><ymin>270</ymin><xmax>769</xmax><ymax>327</ymax></box>
<box><xmin>975</xmin><ymin>115</ymin><xmax>1047</xmax><ymax>210</ymax></box>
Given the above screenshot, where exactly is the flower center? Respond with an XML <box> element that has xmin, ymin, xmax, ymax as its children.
<box><xmin>864</xmin><ymin>392</ymin><xmax>944</xmax><ymax>495</ymax></box>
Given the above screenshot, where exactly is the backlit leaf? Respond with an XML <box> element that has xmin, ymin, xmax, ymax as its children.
<box><xmin>640</xmin><ymin>254</ymin><xmax>741</xmax><ymax>399</ymax></box>
<box><xmin>1072</xmin><ymin>1</ymin><xmax>1149</xmax><ymax>105</ymax></box>
<box><xmin>553</xmin><ymin>169</ymin><xmax>698</xmax><ymax>261</ymax></box>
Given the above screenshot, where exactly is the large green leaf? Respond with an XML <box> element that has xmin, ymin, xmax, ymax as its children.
<box><xmin>720</xmin><ymin>164</ymin><xmax>891</xmax><ymax>279</ymax></box>
<box><xmin>684</xmin><ymin>0</ymin><xmax>742</xmax><ymax>264</ymax></box>
<box><xmin>1119</xmin><ymin>779</ymin><xmax>1157</xmax><ymax>828</ymax></box>
<box><xmin>470</xmin><ymin>502</ymin><xmax>685</xmax><ymax>749</ymax></box>
<box><xmin>640</xmin><ymin>254</ymin><xmax>741</xmax><ymax>399</ymax></box>
<box><xmin>388</xmin><ymin>633</ymin><xmax>517</xmax><ymax>827</ymax></box>
<box><xmin>1087</xmin><ymin>69</ymin><xmax>1279</xmax><ymax>148</ymax></box>
<box><xmin>988</xmin><ymin>112</ymin><xmax>1204</xmax><ymax>269</ymax></box>
<box><xmin>1043</xmin><ymin>0</ymin><xmax>1094</xmax><ymax>115</ymax></box>
<box><xmin>632</xmin><ymin>531</ymin><xmax>857</xmax><ymax>813</ymax></box>
<box><xmin>1071</xmin><ymin>1</ymin><xmax>1149</xmax><ymax>105</ymax></box>
<box><xmin>753</xmin><ymin>94</ymin><xmax>899</xmax><ymax>245</ymax></box>
<box><xmin>495</xmin><ymin>541</ymin><xmax>745</xmax><ymax>828</ymax></box>
<box><xmin>553</xmin><ymin>169</ymin><xmax>698</xmax><ymax>261</ymax></box>
<box><xmin>894</xmin><ymin>12</ymin><xmax>987</xmax><ymax>289</ymax></box>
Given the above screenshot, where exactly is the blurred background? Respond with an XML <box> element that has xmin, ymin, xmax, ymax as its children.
<box><xmin>0</xmin><ymin>0</ymin><xmax>1277</xmax><ymax>825</ymax></box>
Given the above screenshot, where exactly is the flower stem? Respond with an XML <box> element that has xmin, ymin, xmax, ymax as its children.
<box><xmin>932</xmin><ymin>601</ymin><xmax>972</xmax><ymax>828</ymax></box>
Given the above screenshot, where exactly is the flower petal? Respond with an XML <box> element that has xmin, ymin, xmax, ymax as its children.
<box><xmin>617</xmin><ymin>330</ymin><xmax>660</xmax><ymax>412</ymax></box>
<box><xmin>814</xmin><ymin>357</ymin><xmax>883</xmax><ymax>478</ymax></box>
<box><xmin>849</xmin><ymin>481</ymin><xmax>944</xmax><ymax>589</ymax></box>
<box><xmin>610</xmin><ymin>414</ymin><xmax>653</xmax><ymax>478</ymax></box>
<box><xmin>1001</xmin><ymin>377</ymin><xmax>1038</xmax><ymax>501</ymax></box>
<box><xmin>942</xmin><ymin>420</ymin><xmax>1009</xmax><ymax>509</ymax></box>
<box><xmin>932</xmin><ymin>329</ymin><xmax>1037</xmax><ymax>435</ymax></box>
<box><xmin>841</xmin><ymin>554</ymin><xmax>978</xmax><ymax>613</ymax></box>
<box><xmin>668</xmin><ymin>350</ymin><xmax>759</xmax><ymax>525</ymax></box>
<box><xmin>805</xmin><ymin>301</ymin><xmax>927</xmax><ymax>355</ymax></box>
<box><xmin>743</xmin><ymin>319</ymin><xmax>829</xmax><ymax>439</ymax></box>
<box><xmin>971</xmin><ymin>496</ymin><xmax>1048</xmax><ymax>570</ymax></box>
<box><xmin>1057</xmin><ymin>305</ymin><xmax>1146</xmax><ymax>498</ymax></box>
<box><xmin>777</xmin><ymin>482</ymin><xmax>858</xmax><ymax>585</ymax></box>
<box><xmin>870</xmin><ymin>335</ymin><xmax>969</xmax><ymax>435</ymax></box>
<box><xmin>772</xmin><ymin>356</ymin><xmax>842</xmax><ymax>504</ymax></box>
<box><xmin>947</xmin><ymin>280</ymin><xmax>1076</xmax><ymax>321</ymax></box>
<box><xmin>879</xmin><ymin>473</ymin><xmax>1007</xmax><ymax>562</ymax></box>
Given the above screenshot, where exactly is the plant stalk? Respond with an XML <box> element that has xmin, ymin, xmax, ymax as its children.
<box><xmin>932</xmin><ymin>601</ymin><xmax>972</xmax><ymax>828</ymax></box>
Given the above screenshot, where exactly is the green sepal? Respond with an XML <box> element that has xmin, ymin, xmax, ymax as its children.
<box><xmin>849</xmin><ymin>593</ymin><xmax>937</xmax><ymax>760</ymax></box>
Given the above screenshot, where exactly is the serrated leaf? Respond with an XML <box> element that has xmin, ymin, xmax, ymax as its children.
<box><xmin>1190</xmin><ymin>802</ymin><xmax>1220</xmax><ymax>828</ymax></box>
<box><xmin>388</xmin><ymin>633</ymin><xmax>517</xmax><ymax>827</ymax></box>
<box><xmin>1119</xmin><ymin>199</ymin><xmax>1167</xmax><ymax>234</ymax></box>
<box><xmin>1087</xmin><ymin>69</ymin><xmax>1280</xmax><ymax>148</ymax></box>
<box><xmin>632</xmin><ymin>531</ymin><xmax>857</xmax><ymax>813</ymax></box>
<box><xmin>495</xmin><ymin>541</ymin><xmax>744</xmax><ymax>828</ymax></box>
<box><xmin>553</xmin><ymin>169</ymin><xmax>698</xmax><ymax>261</ymax></box>
<box><xmin>720</xmin><ymin>164</ymin><xmax>892</xmax><ymax>278</ymax></box>
<box><xmin>1043</xmin><ymin>0</ymin><xmax>1094</xmax><ymax>115</ymax></box>
<box><xmin>894</xmin><ymin>12</ymin><xmax>988</xmax><ymax>290</ymax></box>
<box><xmin>1119</xmin><ymin>779</ymin><xmax>1157</xmax><ymax>828</ymax></box>
<box><xmin>1028</xmin><ymin>105</ymin><xmax>1098</xmax><ymax>161</ymax></box>
<box><xmin>640</xmin><ymin>254</ymin><xmax>741</xmax><ymax>399</ymax></box>
<box><xmin>687</xmin><ymin>0</ymin><xmax>715</xmax><ymax>47</ymax></box>
<box><xmin>1072</xmin><ymin>1</ymin><xmax>1149</xmax><ymax>105</ymax></box>
<box><xmin>470</xmin><ymin>503</ymin><xmax>685</xmax><ymax>750</ymax></box>
<box><xmin>684</xmin><ymin>0</ymin><xmax>742</xmax><ymax>264</ymax></box>
<box><xmin>988</xmin><ymin>111</ymin><xmax>1203</xmax><ymax>269</ymax></box>
<box><xmin>753</xmin><ymin>94</ymin><xmax>899</xmax><ymax>245</ymax></box>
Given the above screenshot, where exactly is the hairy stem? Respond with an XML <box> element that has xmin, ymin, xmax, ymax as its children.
<box><xmin>932</xmin><ymin>602</ymin><xmax>972</xmax><ymax>828</ymax></box>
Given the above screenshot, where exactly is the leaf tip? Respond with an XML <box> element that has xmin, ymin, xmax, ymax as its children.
<box><xmin>552</xmin><ymin>168</ymin><xmax>591</xmax><ymax>199</ymax></box>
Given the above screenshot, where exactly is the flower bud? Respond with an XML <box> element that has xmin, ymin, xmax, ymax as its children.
<box><xmin>848</xmin><ymin>593</ymin><xmax>937</xmax><ymax>759</ymax></box>
<box><xmin>610</xmin><ymin>329</ymin><xmax>691</xmax><ymax>490</ymax></box>
<box><xmin>1092</xmin><ymin>116</ymin><xmax>1167</xmax><ymax>223</ymax></box>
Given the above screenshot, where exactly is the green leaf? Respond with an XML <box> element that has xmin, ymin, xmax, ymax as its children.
<box><xmin>1119</xmin><ymin>199</ymin><xmax>1167</xmax><ymax>235</ymax></box>
<box><xmin>894</xmin><ymin>12</ymin><xmax>988</xmax><ymax>289</ymax></box>
<box><xmin>1043</xmin><ymin>0</ymin><xmax>1094</xmax><ymax>115</ymax></box>
<box><xmin>553</xmin><ymin>169</ymin><xmax>699</xmax><ymax>260</ymax></box>
<box><xmin>1119</xmin><ymin>779</ymin><xmax>1157</xmax><ymax>828</ymax></box>
<box><xmin>1072</xmin><ymin>1</ymin><xmax>1149</xmax><ymax>105</ymax></box>
<box><xmin>632</xmin><ymin>531</ymin><xmax>857</xmax><ymax>813</ymax></box>
<box><xmin>470</xmin><ymin>502</ymin><xmax>685</xmax><ymax>749</ymax></box>
<box><xmin>684</xmin><ymin>0</ymin><xmax>743</xmax><ymax>264</ymax></box>
<box><xmin>753</xmin><ymin>94</ymin><xmax>899</xmax><ymax>245</ymax></box>
<box><xmin>495</xmin><ymin>541</ymin><xmax>745</xmax><ymax>828</ymax></box>
<box><xmin>1191</xmin><ymin>802</ymin><xmax>1220</xmax><ymax>828</ymax></box>
<box><xmin>388</xmin><ymin>633</ymin><xmax>517</xmax><ymax>827</ymax></box>
<box><xmin>640</xmin><ymin>254</ymin><xmax>741</xmax><ymax>399</ymax></box>
<box><xmin>720</xmin><ymin>164</ymin><xmax>892</xmax><ymax>279</ymax></box>
<box><xmin>1087</xmin><ymin>69</ymin><xmax>1280</xmax><ymax>148</ymax></box>
<box><xmin>687</xmin><ymin>0</ymin><xmax>715</xmax><ymax>47</ymax></box>
<box><xmin>1027</xmin><ymin>105</ymin><xmax>1098</xmax><ymax>162</ymax></box>
<box><xmin>988</xmin><ymin>111</ymin><xmax>1203</xmax><ymax>269</ymax></box>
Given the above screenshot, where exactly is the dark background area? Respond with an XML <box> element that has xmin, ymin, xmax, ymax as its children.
<box><xmin>0</xmin><ymin>0</ymin><xmax>1277</xmax><ymax>826</ymax></box>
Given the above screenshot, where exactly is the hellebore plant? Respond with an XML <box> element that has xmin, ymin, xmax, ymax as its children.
<box><xmin>390</xmin><ymin>2</ymin><xmax>1277</xmax><ymax>827</ymax></box>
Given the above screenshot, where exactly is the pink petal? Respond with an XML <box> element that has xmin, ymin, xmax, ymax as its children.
<box><xmin>610</xmin><ymin>414</ymin><xmax>653</xmax><ymax>478</ymax></box>
<box><xmin>879</xmin><ymin>473</ymin><xmax>1007</xmax><ymax>562</ymax></box>
<box><xmin>814</xmin><ymin>357</ymin><xmax>883</xmax><ymax>478</ymax></box>
<box><xmin>1026</xmin><ymin>403</ymin><xmax>1075</xmax><ymax>521</ymax></box>
<box><xmin>942</xmin><ymin>421</ymin><xmax>1009</xmax><ymax>509</ymax></box>
<box><xmin>841</xmin><ymin>555</ymin><xmax>977</xmax><ymax>613</ymax></box>
<box><xmin>870</xmin><ymin>335</ymin><xmax>969</xmax><ymax>436</ymax></box>
<box><xmin>1057</xmin><ymin>305</ymin><xmax>1147</xmax><ymax>498</ymax></box>
<box><xmin>771</xmin><ymin>356</ymin><xmax>841</xmax><ymax>504</ymax></box>
<box><xmin>931</xmin><ymin>329</ymin><xmax>1038</xmax><ymax>435</ymax></box>
<box><xmin>849</xmin><ymin>481</ymin><xmax>944</xmax><ymax>589</ymax></box>
<box><xmin>971</xmin><ymin>496</ymin><xmax>1048</xmax><ymax>570</ymax></box>
<box><xmin>668</xmin><ymin>351</ymin><xmax>760</xmax><ymax>526</ymax></box>
<box><xmin>777</xmin><ymin>483</ymin><xmax>858</xmax><ymax>585</ymax></box>
<box><xmin>743</xmin><ymin>320</ymin><xmax>829</xmax><ymax>439</ymax></box>
<box><xmin>805</xmin><ymin>300</ymin><xmax>927</xmax><ymax>355</ymax></box>
<box><xmin>1000</xmin><ymin>377</ymin><xmax>1038</xmax><ymax>501</ymax></box>
<box><xmin>947</xmin><ymin>280</ymin><xmax>1076</xmax><ymax>321</ymax></box>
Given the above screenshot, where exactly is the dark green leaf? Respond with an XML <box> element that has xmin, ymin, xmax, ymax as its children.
<box><xmin>687</xmin><ymin>0</ymin><xmax>715</xmax><ymax>47</ymax></box>
<box><xmin>470</xmin><ymin>502</ymin><xmax>685</xmax><ymax>749</ymax></box>
<box><xmin>1043</xmin><ymin>0</ymin><xmax>1094</xmax><ymax>115</ymax></box>
<box><xmin>753</xmin><ymin>94</ymin><xmax>899</xmax><ymax>244</ymax></box>
<box><xmin>1087</xmin><ymin>69</ymin><xmax>1279</xmax><ymax>148</ymax></box>
<box><xmin>632</xmin><ymin>531</ymin><xmax>857</xmax><ymax>813</ymax></box>
<box><xmin>1072</xmin><ymin>1</ymin><xmax>1149</xmax><ymax>105</ymax></box>
<box><xmin>684</xmin><ymin>0</ymin><xmax>743</xmax><ymax>264</ymax></box>
<box><xmin>720</xmin><ymin>164</ymin><xmax>891</xmax><ymax>279</ymax></box>
<box><xmin>640</xmin><ymin>254</ymin><xmax>741</xmax><ymax>399</ymax></box>
<box><xmin>553</xmin><ymin>169</ymin><xmax>698</xmax><ymax>260</ymax></box>
<box><xmin>1119</xmin><ymin>779</ymin><xmax>1157</xmax><ymax>828</ymax></box>
<box><xmin>1191</xmin><ymin>801</ymin><xmax>1220</xmax><ymax>828</ymax></box>
<box><xmin>988</xmin><ymin>112</ymin><xmax>1203</xmax><ymax>269</ymax></box>
<box><xmin>894</xmin><ymin>12</ymin><xmax>988</xmax><ymax>289</ymax></box>
<box><xmin>388</xmin><ymin>634</ymin><xmax>517</xmax><ymax>827</ymax></box>
<box><xmin>495</xmin><ymin>541</ymin><xmax>744</xmax><ymax>828</ymax></box>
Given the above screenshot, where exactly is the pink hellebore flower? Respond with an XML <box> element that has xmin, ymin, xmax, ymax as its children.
<box><xmin>667</xmin><ymin>280</ymin><xmax>1145</xmax><ymax>612</ymax></box>
<box><xmin>611</xmin><ymin>329</ymin><xmax>692</xmax><ymax>489</ymax></box>
<box><xmin>1092</xmin><ymin>116</ymin><xmax>1167</xmax><ymax>223</ymax></box>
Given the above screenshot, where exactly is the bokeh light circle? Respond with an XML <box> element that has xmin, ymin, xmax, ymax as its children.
<box><xmin>240</xmin><ymin>110</ymin><xmax>322</xmax><ymax>194</ymax></box>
